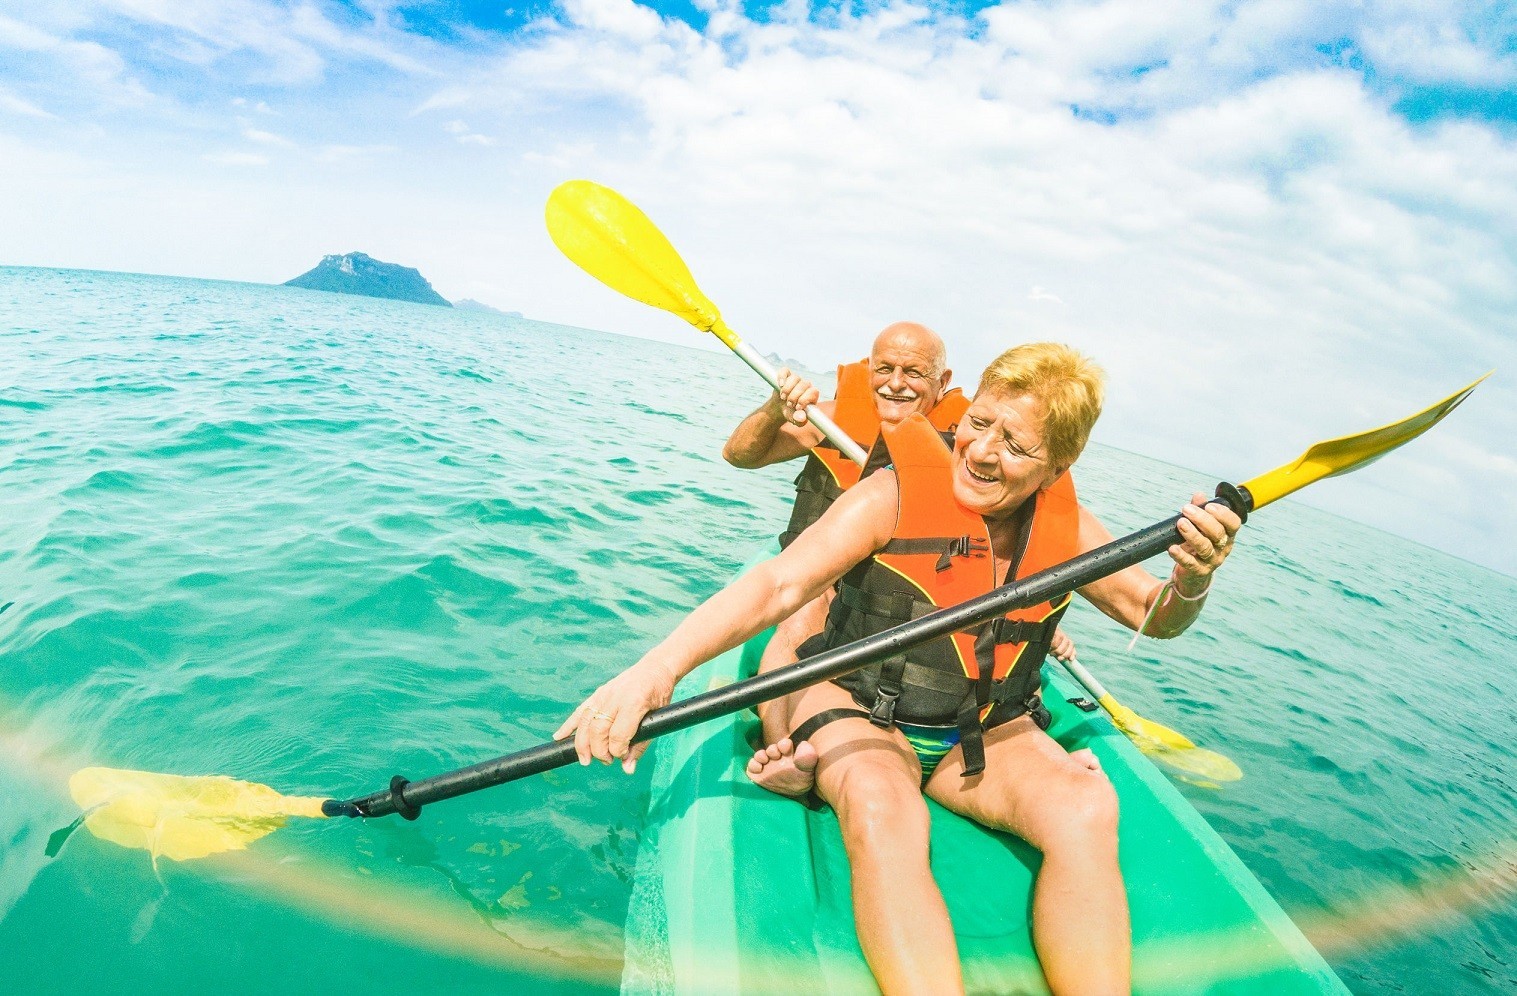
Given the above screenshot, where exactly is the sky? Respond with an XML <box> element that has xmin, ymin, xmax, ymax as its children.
<box><xmin>1</xmin><ymin>0</ymin><xmax>1514</xmax><ymax>575</ymax></box>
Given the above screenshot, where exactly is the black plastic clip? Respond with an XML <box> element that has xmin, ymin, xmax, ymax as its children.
<box><xmin>1026</xmin><ymin>695</ymin><xmax>1052</xmax><ymax>731</ymax></box>
<box><xmin>868</xmin><ymin>689</ymin><xmax>900</xmax><ymax>727</ymax></box>
<box><xmin>1067</xmin><ymin>696</ymin><xmax>1100</xmax><ymax>713</ymax></box>
<box><xmin>937</xmin><ymin>535</ymin><xmax>989</xmax><ymax>571</ymax></box>
<box><xmin>389</xmin><ymin>775</ymin><xmax>422</xmax><ymax>821</ymax></box>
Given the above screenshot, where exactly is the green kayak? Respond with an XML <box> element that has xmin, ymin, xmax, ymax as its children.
<box><xmin>622</xmin><ymin>549</ymin><xmax>1349</xmax><ymax>995</ymax></box>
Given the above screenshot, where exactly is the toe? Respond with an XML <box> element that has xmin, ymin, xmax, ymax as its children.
<box><xmin>794</xmin><ymin>740</ymin><xmax>818</xmax><ymax>772</ymax></box>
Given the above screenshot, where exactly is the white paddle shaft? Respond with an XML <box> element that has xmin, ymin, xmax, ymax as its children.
<box><xmin>728</xmin><ymin>338</ymin><xmax>870</xmax><ymax>466</ymax></box>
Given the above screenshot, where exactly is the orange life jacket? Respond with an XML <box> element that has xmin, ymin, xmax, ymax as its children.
<box><xmin>816</xmin><ymin>413</ymin><xmax>1081</xmax><ymax>775</ymax></box>
<box><xmin>780</xmin><ymin>359</ymin><xmax>969</xmax><ymax>547</ymax></box>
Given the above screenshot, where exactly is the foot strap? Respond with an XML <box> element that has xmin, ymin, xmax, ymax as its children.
<box><xmin>787</xmin><ymin>707</ymin><xmax>873</xmax><ymax>811</ymax></box>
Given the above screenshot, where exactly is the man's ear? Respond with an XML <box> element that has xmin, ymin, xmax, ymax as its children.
<box><xmin>938</xmin><ymin>368</ymin><xmax>953</xmax><ymax>391</ymax></box>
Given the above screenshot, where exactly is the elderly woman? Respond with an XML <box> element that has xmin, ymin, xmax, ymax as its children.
<box><xmin>556</xmin><ymin>343</ymin><xmax>1241</xmax><ymax>995</ymax></box>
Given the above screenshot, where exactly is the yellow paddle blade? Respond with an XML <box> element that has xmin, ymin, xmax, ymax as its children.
<box><xmin>545</xmin><ymin>180</ymin><xmax>739</xmax><ymax>347</ymax></box>
<box><xmin>1102</xmin><ymin>698</ymin><xmax>1243</xmax><ymax>784</ymax></box>
<box><xmin>1102</xmin><ymin>696</ymin><xmax>1196</xmax><ymax>750</ymax></box>
<box><xmin>69</xmin><ymin>767</ymin><xmax>328</xmax><ymax>863</ymax></box>
<box><xmin>1244</xmin><ymin>372</ymin><xmax>1490</xmax><ymax>510</ymax></box>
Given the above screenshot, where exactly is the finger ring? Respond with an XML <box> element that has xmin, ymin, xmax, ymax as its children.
<box><xmin>592</xmin><ymin>711</ymin><xmax>614</xmax><ymax>722</ymax></box>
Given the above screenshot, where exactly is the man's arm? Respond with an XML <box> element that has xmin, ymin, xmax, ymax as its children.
<box><xmin>722</xmin><ymin>369</ymin><xmax>830</xmax><ymax>468</ymax></box>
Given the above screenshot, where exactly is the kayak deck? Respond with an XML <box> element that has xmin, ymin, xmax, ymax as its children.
<box><xmin>623</xmin><ymin>562</ymin><xmax>1347</xmax><ymax>994</ymax></box>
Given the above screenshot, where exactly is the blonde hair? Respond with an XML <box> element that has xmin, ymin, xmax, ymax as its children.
<box><xmin>976</xmin><ymin>343</ymin><xmax>1105</xmax><ymax>471</ymax></box>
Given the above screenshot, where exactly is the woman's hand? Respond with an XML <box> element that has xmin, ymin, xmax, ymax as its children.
<box><xmin>770</xmin><ymin>367</ymin><xmax>820</xmax><ymax>427</ymax></box>
<box><xmin>554</xmin><ymin>657</ymin><xmax>680</xmax><ymax>774</ymax></box>
<box><xmin>1169</xmin><ymin>492</ymin><xmax>1243</xmax><ymax>595</ymax></box>
<box><xmin>1049</xmin><ymin>626</ymin><xmax>1076</xmax><ymax>662</ymax></box>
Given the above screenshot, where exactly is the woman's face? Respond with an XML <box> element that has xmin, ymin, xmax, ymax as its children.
<box><xmin>951</xmin><ymin>388</ymin><xmax>1065</xmax><ymax>520</ymax></box>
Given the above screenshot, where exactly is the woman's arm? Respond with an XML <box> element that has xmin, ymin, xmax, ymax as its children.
<box><xmin>555</xmin><ymin>471</ymin><xmax>899</xmax><ymax>770</ymax></box>
<box><xmin>1077</xmin><ymin>492</ymin><xmax>1242</xmax><ymax>637</ymax></box>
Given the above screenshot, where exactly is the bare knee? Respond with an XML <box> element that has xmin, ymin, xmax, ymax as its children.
<box><xmin>829</xmin><ymin>760</ymin><xmax>929</xmax><ymax>855</ymax></box>
<box><xmin>1025</xmin><ymin>769</ymin><xmax>1119</xmax><ymax>855</ymax></box>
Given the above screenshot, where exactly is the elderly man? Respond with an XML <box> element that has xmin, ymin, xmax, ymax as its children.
<box><xmin>722</xmin><ymin>322</ymin><xmax>1071</xmax><ymax>761</ymax></box>
<box><xmin>723</xmin><ymin>322</ymin><xmax>959</xmax><ymax>530</ymax></box>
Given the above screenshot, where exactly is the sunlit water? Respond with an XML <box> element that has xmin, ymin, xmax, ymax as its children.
<box><xmin>1</xmin><ymin>267</ymin><xmax>1512</xmax><ymax>993</ymax></box>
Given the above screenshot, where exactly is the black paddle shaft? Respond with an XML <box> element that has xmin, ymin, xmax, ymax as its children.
<box><xmin>325</xmin><ymin>486</ymin><xmax>1252</xmax><ymax>820</ymax></box>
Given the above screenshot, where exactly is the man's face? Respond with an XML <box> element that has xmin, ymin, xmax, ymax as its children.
<box><xmin>870</xmin><ymin>335</ymin><xmax>949</xmax><ymax>424</ymax></box>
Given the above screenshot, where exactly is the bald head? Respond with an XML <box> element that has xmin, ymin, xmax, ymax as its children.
<box><xmin>871</xmin><ymin>322</ymin><xmax>947</xmax><ymax>378</ymax></box>
<box><xmin>867</xmin><ymin>321</ymin><xmax>952</xmax><ymax>424</ymax></box>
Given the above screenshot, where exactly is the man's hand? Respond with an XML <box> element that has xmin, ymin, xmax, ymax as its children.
<box><xmin>772</xmin><ymin>367</ymin><xmax>820</xmax><ymax>426</ymax></box>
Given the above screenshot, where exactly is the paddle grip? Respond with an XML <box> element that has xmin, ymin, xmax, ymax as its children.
<box><xmin>727</xmin><ymin>338</ymin><xmax>870</xmax><ymax>466</ymax></box>
<box><xmin>327</xmin><ymin>487</ymin><xmax>1247</xmax><ymax>820</ymax></box>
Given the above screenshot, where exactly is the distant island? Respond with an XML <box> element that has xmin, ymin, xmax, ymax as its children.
<box><xmin>454</xmin><ymin>298</ymin><xmax>523</xmax><ymax>318</ymax></box>
<box><xmin>284</xmin><ymin>252</ymin><xmax>451</xmax><ymax>307</ymax></box>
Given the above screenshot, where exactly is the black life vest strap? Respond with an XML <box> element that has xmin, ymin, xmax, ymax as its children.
<box><xmin>879</xmin><ymin>534</ymin><xmax>990</xmax><ymax>572</ymax></box>
<box><xmin>984</xmin><ymin>694</ymin><xmax>1052</xmax><ymax>732</ymax></box>
<box><xmin>956</xmin><ymin>694</ymin><xmax>986</xmax><ymax>776</ymax></box>
<box><xmin>835</xmin><ymin>584</ymin><xmax>938</xmax><ymax>623</ymax></box>
<box><xmin>871</xmin><ymin>655</ymin><xmax>906</xmax><ymax>726</ymax></box>
<box><xmin>985</xmin><ymin>616</ymin><xmax>1061</xmax><ymax>647</ymax></box>
<box><xmin>790</xmin><ymin>707</ymin><xmax>874</xmax><ymax>747</ymax></box>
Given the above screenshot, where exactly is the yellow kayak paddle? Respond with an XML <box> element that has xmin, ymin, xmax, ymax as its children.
<box><xmin>546</xmin><ymin>180</ymin><xmax>869</xmax><ymax>464</ymax></box>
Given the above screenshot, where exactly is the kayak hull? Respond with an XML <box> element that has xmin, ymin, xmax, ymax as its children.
<box><xmin>623</xmin><ymin>550</ymin><xmax>1347</xmax><ymax>994</ymax></box>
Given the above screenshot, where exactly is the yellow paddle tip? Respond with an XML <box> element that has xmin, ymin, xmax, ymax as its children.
<box><xmin>1244</xmin><ymin>371</ymin><xmax>1491</xmax><ymax>510</ymax></box>
<box><xmin>70</xmin><ymin>766</ymin><xmax>327</xmax><ymax>862</ymax></box>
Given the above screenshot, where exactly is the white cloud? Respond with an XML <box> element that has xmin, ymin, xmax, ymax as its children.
<box><xmin>231</xmin><ymin>96</ymin><xmax>278</xmax><ymax>115</ymax></box>
<box><xmin>1362</xmin><ymin>20</ymin><xmax>1517</xmax><ymax>86</ymax></box>
<box><xmin>241</xmin><ymin>125</ymin><xmax>293</xmax><ymax>146</ymax></box>
<box><xmin>441</xmin><ymin>118</ymin><xmax>494</xmax><ymax>144</ymax></box>
<box><xmin>0</xmin><ymin>12</ymin><xmax>154</xmax><ymax>106</ymax></box>
<box><xmin>0</xmin><ymin>85</ymin><xmax>54</xmax><ymax>118</ymax></box>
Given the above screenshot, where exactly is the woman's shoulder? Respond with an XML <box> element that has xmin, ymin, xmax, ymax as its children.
<box><xmin>840</xmin><ymin>468</ymin><xmax>901</xmax><ymax>545</ymax></box>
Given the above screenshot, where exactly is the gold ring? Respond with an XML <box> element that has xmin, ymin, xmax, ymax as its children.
<box><xmin>592</xmin><ymin>711</ymin><xmax>614</xmax><ymax>722</ymax></box>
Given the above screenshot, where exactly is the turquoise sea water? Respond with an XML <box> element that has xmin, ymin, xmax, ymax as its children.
<box><xmin>1</xmin><ymin>267</ymin><xmax>1512</xmax><ymax>993</ymax></box>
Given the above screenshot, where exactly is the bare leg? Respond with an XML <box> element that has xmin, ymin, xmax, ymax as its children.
<box><xmin>926</xmin><ymin>717</ymin><xmax>1128</xmax><ymax>995</ymax></box>
<box><xmin>765</xmin><ymin>681</ymin><xmax>963</xmax><ymax>995</ymax></box>
<box><xmin>754</xmin><ymin>590</ymin><xmax>832</xmax><ymax>737</ymax></box>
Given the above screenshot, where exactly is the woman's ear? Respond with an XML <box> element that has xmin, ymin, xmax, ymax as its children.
<box><xmin>1043</xmin><ymin>463</ymin><xmax>1070</xmax><ymax>489</ymax></box>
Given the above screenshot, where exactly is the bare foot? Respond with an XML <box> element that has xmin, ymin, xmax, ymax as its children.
<box><xmin>746</xmin><ymin>737</ymin><xmax>819</xmax><ymax>799</ymax></box>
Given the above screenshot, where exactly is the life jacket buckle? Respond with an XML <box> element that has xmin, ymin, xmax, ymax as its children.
<box><xmin>936</xmin><ymin>535</ymin><xmax>990</xmax><ymax>572</ymax></box>
<box><xmin>868</xmin><ymin>688</ymin><xmax>900</xmax><ymax>727</ymax></box>
<box><xmin>1025</xmin><ymin>695</ymin><xmax>1052</xmax><ymax>731</ymax></box>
